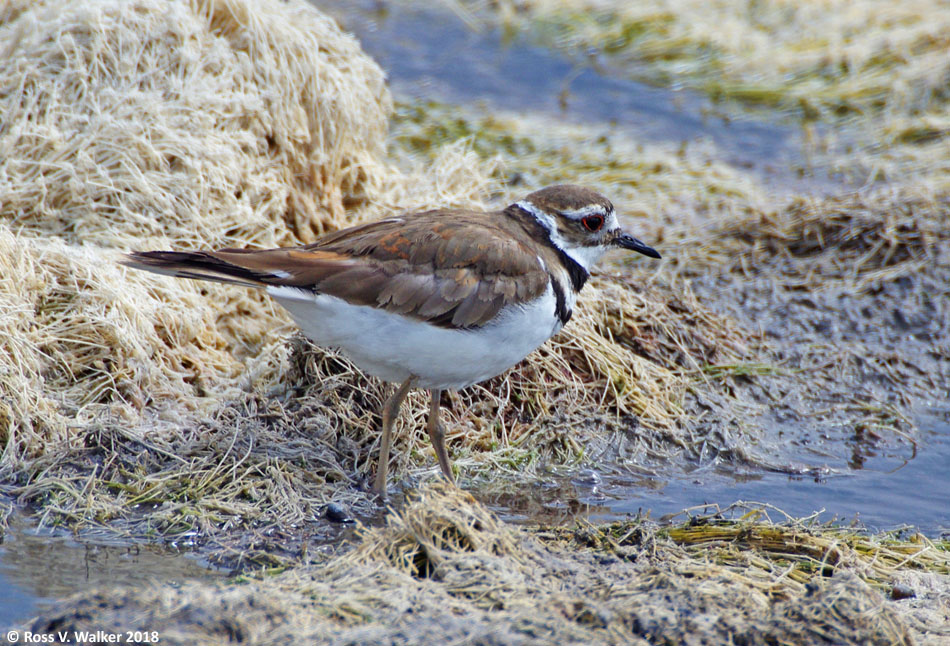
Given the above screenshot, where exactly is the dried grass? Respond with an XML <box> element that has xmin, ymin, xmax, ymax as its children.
<box><xmin>0</xmin><ymin>0</ymin><xmax>391</xmax><ymax>248</ymax></box>
<box><xmin>0</xmin><ymin>231</ymin><xmax>251</xmax><ymax>454</ymax></box>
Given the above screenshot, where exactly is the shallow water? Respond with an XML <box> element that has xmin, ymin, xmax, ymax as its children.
<box><xmin>0</xmin><ymin>520</ymin><xmax>225</xmax><ymax>628</ymax></box>
<box><xmin>490</xmin><ymin>417</ymin><xmax>950</xmax><ymax>537</ymax></box>
<box><xmin>635</xmin><ymin>421</ymin><xmax>949</xmax><ymax>533</ymax></box>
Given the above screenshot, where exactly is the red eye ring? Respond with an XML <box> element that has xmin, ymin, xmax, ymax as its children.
<box><xmin>582</xmin><ymin>214</ymin><xmax>604</xmax><ymax>232</ymax></box>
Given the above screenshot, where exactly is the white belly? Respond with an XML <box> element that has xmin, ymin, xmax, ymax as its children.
<box><xmin>267</xmin><ymin>285</ymin><xmax>563</xmax><ymax>390</ymax></box>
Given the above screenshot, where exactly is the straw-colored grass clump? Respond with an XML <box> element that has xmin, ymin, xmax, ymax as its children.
<box><xmin>0</xmin><ymin>0</ymin><xmax>390</xmax><ymax>461</ymax></box>
<box><xmin>0</xmin><ymin>0</ymin><xmax>391</xmax><ymax>247</ymax></box>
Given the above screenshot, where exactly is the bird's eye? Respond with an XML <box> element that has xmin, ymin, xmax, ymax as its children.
<box><xmin>581</xmin><ymin>214</ymin><xmax>604</xmax><ymax>232</ymax></box>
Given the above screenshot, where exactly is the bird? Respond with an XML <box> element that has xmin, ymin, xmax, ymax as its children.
<box><xmin>121</xmin><ymin>185</ymin><xmax>661</xmax><ymax>496</ymax></box>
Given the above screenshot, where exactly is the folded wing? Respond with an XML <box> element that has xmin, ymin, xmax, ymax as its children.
<box><xmin>122</xmin><ymin>212</ymin><xmax>550</xmax><ymax>329</ymax></box>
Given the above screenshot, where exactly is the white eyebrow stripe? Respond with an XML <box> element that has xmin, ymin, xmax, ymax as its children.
<box><xmin>559</xmin><ymin>205</ymin><xmax>610</xmax><ymax>219</ymax></box>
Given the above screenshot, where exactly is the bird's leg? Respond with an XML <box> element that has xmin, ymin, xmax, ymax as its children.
<box><xmin>426</xmin><ymin>389</ymin><xmax>455</xmax><ymax>484</ymax></box>
<box><xmin>372</xmin><ymin>376</ymin><xmax>415</xmax><ymax>498</ymax></box>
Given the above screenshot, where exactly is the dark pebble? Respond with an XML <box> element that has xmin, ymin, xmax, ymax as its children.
<box><xmin>890</xmin><ymin>584</ymin><xmax>916</xmax><ymax>600</ymax></box>
<box><xmin>324</xmin><ymin>502</ymin><xmax>354</xmax><ymax>524</ymax></box>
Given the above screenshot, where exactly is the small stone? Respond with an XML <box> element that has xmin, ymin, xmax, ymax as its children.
<box><xmin>324</xmin><ymin>502</ymin><xmax>354</xmax><ymax>524</ymax></box>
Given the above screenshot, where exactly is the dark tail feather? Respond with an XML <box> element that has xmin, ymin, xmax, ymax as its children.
<box><xmin>121</xmin><ymin>250</ymin><xmax>270</xmax><ymax>288</ymax></box>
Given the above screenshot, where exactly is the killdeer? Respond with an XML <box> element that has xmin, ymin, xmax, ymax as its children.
<box><xmin>122</xmin><ymin>185</ymin><xmax>660</xmax><ymax>496</ymax></box>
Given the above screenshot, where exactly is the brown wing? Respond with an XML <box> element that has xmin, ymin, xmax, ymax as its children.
<box><xmin>124</xmin><ymin>211</ymin><xmax>550</xmax><ymax>329</ymax></box>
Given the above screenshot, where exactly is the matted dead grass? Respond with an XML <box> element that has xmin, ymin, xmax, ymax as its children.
<box><xmin>695</xmin><ymin>188</ymin><xmax>949</xmax><ymax>289</ymax></box>
<box><xmin>19</xmin><ymin>484</ymin><xmax>950</xmax><ymax>645</ymax></box>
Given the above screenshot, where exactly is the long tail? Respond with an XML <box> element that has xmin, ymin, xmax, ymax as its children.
<box><xmin>121</xmin><ymin>250</ymin><xmax>273</xmax><ymax>288</ymax></box>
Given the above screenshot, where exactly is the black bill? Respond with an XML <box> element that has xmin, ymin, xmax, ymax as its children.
<box><xmin>615</xmin><ymin>232</ymin><xmax>661</xmax><ymax>259</ymax></box>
